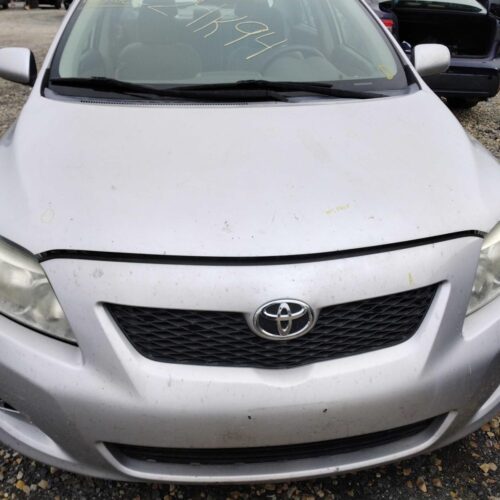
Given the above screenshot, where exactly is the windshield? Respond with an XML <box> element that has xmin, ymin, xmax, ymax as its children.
<box><xmin>50</xmin><ymin>0</ymin><xmax>408</xmax><ymax>97</ymax></box>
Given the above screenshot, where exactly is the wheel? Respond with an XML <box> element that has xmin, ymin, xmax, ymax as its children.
<box><xmin>54</xmin><ymin>0</ymin><xmax>61</xmax><ymax>8</ymax></box>
<box><xmin>2</xmin><ymin>1</ymin><xmax>9</xmax><ymax>8</ymax></box>
<box><xmin>447</xmin><ymin>98</ymin><xmax>480</xmax><ymax>109</ymax></box>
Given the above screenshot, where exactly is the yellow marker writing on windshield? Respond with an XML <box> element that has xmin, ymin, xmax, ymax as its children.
<box><xmin>246</xmin><ymin>32</ymin><xmax>288</xmax><ymax>60</ymax></box>
<box><xmin>189</xmin><ymin>11</ymin><xmax>247</xmax><ymax>38</ymax></box>
<box><xmin>224</xmin><ymin>21</ymin><xmax>270</xmax><ymax>46</ymax></box>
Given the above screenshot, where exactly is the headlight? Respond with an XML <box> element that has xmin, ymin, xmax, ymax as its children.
<box><xmin>0</xmin><ymin>237</ymin><xmax>76</xmax><ymax>343</ymax></box>
<box><xmin>467</xmin><ymin>223</ymin><xmax>500</xmax><ymax>315</ymax></box>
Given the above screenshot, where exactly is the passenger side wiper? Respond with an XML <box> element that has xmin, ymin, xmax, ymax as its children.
<box><xmin>176</xmin><ymin>80</ymin><xmax>388</xmax><ymax>99</ymax></box>
<box><xmin>50</xmin><ymin>77</ymin><xmax>172</xmax><ymax>99</ymax></box>
<box><xmin>49</xmin><ymin>77</ymin><xmax>290</xmax><ymax>102</ymax></box>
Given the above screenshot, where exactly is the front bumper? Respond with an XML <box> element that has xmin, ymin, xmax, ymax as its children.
<box><xmin>424</xmin><ymin>56</ymin><xmax>500</xmax><ymax>101</ymax></box>
<box><xmin>0</xmin><ymin>236</ymin><xmax>499</xmax><ymax>483</ymax></box>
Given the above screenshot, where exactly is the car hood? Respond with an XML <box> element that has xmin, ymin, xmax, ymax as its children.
<box><xmin>1</xmin><ymin>90</ymin><xmax>499</xmax><ymax>257</ymax></box>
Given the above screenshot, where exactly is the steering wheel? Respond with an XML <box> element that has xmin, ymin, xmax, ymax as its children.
<box><xmin>261</xmin><ymin>45</ymin><xmax>327</xmax><ymax>71</ymax></box>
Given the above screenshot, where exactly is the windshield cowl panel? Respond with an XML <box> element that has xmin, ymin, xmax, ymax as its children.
<box><xmin>49</xmin><ymin>0</ymin><xmax>409</xmax><ymax>100</ymax></box>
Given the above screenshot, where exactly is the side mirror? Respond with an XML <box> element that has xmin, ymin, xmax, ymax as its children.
<box><xmin>413</xmin><ymin>44</ymin><xmax>450</xmax><ymax>77</ymax></box>
<box><xmin>0</xmin><ymin>48</ymin><xmax>37</xmax><ymax>86</ymax></box>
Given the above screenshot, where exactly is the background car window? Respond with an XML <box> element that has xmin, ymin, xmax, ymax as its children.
<box><xmin>490</xmin><ymin>0</ymin><xmax>500</xmax><ymax>16</ymax></box>
<box><xmin>380</xmin><ymin>0</ymin><xmax>487</xmax><ymax>14</ymax></box>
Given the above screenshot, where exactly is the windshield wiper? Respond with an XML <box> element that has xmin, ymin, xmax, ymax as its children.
<box><xmin>50</xmin><ymin>77</ymin><xmax>171</xmax><ymax>99</ymax></box>
<box><xmin>49</xmin><ymin>77</ymin><xmax>289</xmax><ymax>102</ymax></box>
<box><xmin>50</xmin><ymin>77</ymin><xmax>386</xmax><ymax>100</ymax></box>
<box><xmin>176</xmin><ymin>80</ymin><xmax>388</xmax><ymax>99</ymax></box>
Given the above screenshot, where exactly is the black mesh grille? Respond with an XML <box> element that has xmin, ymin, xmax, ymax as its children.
<box><xmin>106</xmin><ymin>285</ymin><xmax>437</xmax><ymax>369</ymax></box>
<box><xmin>107</xmin><ymin>417</ymin><xmax>437</xmax><ymax>465</ymax></box>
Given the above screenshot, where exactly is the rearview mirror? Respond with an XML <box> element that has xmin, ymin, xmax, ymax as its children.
<box><xmin>413</xmin><ymin>44</ymin><xmax>450</xmax><ymax>78</ymax></box>
<box><xmin>0</xmin><ymin>48</ymin><xmax>37</xmax><ymax>86</ymax></box>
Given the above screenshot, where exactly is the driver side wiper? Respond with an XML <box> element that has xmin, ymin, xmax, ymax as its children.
<box><xmin>49</xmin><ymin>77</ymin><xmax>290</xmax><ymax>102</ymax></box>
<box><xmin>176</xmin><ymin>80</ymin><xmax>388</xmax><ymax>99</ymax></box>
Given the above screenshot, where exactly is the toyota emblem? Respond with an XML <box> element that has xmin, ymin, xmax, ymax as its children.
<box><xmin>253</xmin><ymin>300</ymin><xmax>315</xmax><ymax>341</ymax></box>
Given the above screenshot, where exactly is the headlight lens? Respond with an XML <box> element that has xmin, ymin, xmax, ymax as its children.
<box><xmin>467</xmin><ymin>223</ymin><xmax>500</xmax><ymax>315</ymax></box>
<box><xmin>0</xmin><ymin>238</ymin><xmax>76</xmax><ymax>343</ymax></box>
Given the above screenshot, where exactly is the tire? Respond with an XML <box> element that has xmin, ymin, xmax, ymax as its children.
<box><xmin>2</xmin><ymin>1</ymin><xmax>9</xmax><ymax>8</ymax></box>
<box><xmin>447</xmin><ymin>98</ymin><xmax>480</xmax><ymax>109</ymax></box>
<box><xmin>54</xmin><ymin>0</ymin><xmax>61</xmax><ymax>8</ymax></box>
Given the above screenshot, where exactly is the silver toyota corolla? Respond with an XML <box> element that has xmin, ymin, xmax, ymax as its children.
<box><xmin>0</xmin><ymin>0</ymin><xmax>499</xmax><ymax>484</ymax></box>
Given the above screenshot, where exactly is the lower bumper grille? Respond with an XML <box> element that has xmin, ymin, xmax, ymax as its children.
<box><xmin>107</xmin><ymin>417</ymin><xmax>436</xmax><ymax>465</ymax></box>
<box><xmin>107</xmin><ymin>284</ymin><xmax>437</xmax><ymax>369</ymax></box>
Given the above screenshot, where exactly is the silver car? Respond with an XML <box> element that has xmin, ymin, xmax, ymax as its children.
<box><xmin>0</xmin><ymin>0</ymin><xmax>499</xmax><ymax>484</ymax></box>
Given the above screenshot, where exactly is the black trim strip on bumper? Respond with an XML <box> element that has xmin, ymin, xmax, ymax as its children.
<box><xmin>106</xmin><ymin>416</ymin><xmax>442</xmax><ymax>465</ymax></box>
<box><xmin>37</xmin><ymin>231</ymin><xmax>484</xmax><ymax>267</ymax></box>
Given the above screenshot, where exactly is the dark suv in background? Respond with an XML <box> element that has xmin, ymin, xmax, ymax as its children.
<box><xmin>366</xmin><ymin>0</ymin><xmax>399</xmax><ymax>36</ymax></box>
<box><xmin>39</xmin><ymin>0</ymin><xmax>62</xmax><ymax>8</ymax></box>
<box><xmin>367</xmin><ymin>0</ymin><xmax>500</xmax><ymax>108</ymax></box>
<box><xmin>1</xmin><ymin>0</ymin><xmax>62</xmax><ymax>7</ymax></box>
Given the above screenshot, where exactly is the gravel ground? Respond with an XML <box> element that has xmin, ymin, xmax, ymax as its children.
<box><xmin>0</xmin><ymin>7</ymin><xmax>499</xmax><ymax>500</ymax></box>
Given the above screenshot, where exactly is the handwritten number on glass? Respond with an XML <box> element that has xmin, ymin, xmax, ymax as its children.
<box><xmin>187</xmin><ymin>7</ymin><xmax>288</xmax><ymax>60</ymax></box>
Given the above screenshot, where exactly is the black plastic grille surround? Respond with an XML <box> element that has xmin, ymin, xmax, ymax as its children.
<box><xmin>107</xmin><ymin>417</ymin><xmax>437</xmax><ymax>465</ymax></box>
<box><xmin>106</xmin><ymin>285</ymin><xmax>438</xmax><ymax>369</ymax></box>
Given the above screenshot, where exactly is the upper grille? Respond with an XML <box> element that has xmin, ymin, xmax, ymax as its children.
<box><xmin>106</xmin><ymin>285</ymin><xmax>437</xmax><ymax>369</ymax></box>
